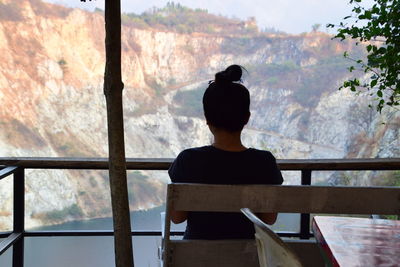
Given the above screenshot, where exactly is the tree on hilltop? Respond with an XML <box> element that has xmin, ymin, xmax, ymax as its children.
<box><xmin>312</xmin><ymin>23</ymin><xmax>321</xmax><ymax>32</ymax></box>
<box><xmin>328</xmin><ymin>0</ymin><xmax>399</xmax><ymax>112</ymax></box>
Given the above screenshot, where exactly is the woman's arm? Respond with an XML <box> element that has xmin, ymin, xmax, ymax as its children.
<box><xmin>257</xmin><ymin>212</ymin><xmax>278</xmax><ymax>225</ymax></box>
<box><xmin>171</xmin><ymin>209</ymin><xmax>188</xmax><ymax>224</ymax></box>
<box><xmin>168</xmin><ymin>152</ymin><xmax>188</xmax><ymax>224</ymax></box>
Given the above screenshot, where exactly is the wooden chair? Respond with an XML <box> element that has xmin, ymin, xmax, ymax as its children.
<box><xmin>241</xmin><ymin>208</ymin><xmax>303</xmax><ymax>267</ymax></box>
<box><xmin>161</xmin><ymin>183</ymin><xmax>400</xmax><ymax>267</ymax></box>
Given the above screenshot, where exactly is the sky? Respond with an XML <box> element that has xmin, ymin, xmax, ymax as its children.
<box><xmin>44</xmin><ymin>0</ymin><xmax>374</xmax><ymax>34</ymax></box>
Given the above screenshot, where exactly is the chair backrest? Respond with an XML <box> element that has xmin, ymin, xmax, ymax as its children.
<box><xmin>167</xmin><ymin>183</ymin><xmax>400</xmax><ymax>214</ymax></box>
<box><xmin>162</xmin><ymin>183</ymin><xmax>400</xmax><ymax>267</ymax></box>
<box><xmin>241</xmin><ymin>208</ymin><xmax>303</xmax><ymax>267</ymax></box>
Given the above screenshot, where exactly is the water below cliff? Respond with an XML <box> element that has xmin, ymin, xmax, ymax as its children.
<box><xmin>0</xmin><ymin>206</ymin><xmax>299</xmax><ymax>267</ymax></box>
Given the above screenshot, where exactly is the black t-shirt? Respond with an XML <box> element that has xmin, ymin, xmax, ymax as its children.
<box><xmin>168</xmin><ymin>145</ymin><xmax>284</xmax><ymax>239</ymax></box>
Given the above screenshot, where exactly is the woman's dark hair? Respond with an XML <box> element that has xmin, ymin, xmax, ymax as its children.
<box><xmin>203</xmin><ymin>65</ymin><xmax>250</xmax><ymax>132</ymax></box>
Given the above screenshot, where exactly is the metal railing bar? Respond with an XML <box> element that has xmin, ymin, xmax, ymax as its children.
<box><xmin>12</xmin><ymin>168</ymin><xmax>24</xmax><ymax>267</ymax></box>
<box><xmin>0</xmin><ymin>158</ymin><xmax>173</xmax><ymax>170</ymax></box>
<box><xmin>24</xmin><ymin>230</ymin><xmax>185</xmax><ymax>237</ymax></box>
<box><xmin>25</xmin><ymin>230</ymin><xmax>113</xmax><ymax>237</ymax></box>
<box><xmin>0</xmin><ymin>157</ymin><xmax>398</xmax><ymax>258</ymax></box>
<box><xmin>0</xmin><ymin>232</ymin><xmax>11</xmax><ymax>238</ymax></box>
<box><xmin>12</xmin><ymin>236</ymin><xmax>23</xmax><ymax>267</ymax></box>
<box><xmin>0</xmin><ymin>233</ymin><xmax>22</xmax><ymax>256</ymax></box>
<box><xmin>24</xmin><ymin>230</ymin><xmax>303</xmax><ymax>238</ymax></box>
<box><xmin>0</xmin><ymin>166</ymin><xmax>18</xmax><ymax>180</ymax></box>
<box><xmin>0</xmin><ymin>158</ymin><xmax>399</xmax><ymax>170</ymax></box>
<box><xmin>13</xmin><ymin>168</ymin><xmax>24</xmax><ymax>234</ymax></box>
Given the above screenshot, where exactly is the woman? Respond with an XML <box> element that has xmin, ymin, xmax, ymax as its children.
<box><xmin>168</xmin><ymin>65</ymin><xmax>283</xmax><ymax>239</ymax></box>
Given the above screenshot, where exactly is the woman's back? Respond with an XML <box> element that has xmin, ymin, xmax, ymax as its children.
<box><xmin>169</xmin><ymin>145</ymin><xmax>283</xmax><ymax>239</ymax></box>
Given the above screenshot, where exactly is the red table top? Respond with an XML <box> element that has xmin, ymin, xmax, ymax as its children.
<box><xmin>312</xmin><ymin>216</ymin><xmax>400</xmax><ymax>267</ymax></box>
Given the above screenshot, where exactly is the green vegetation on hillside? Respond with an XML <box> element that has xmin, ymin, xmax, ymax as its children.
<box><xmin>34</xmin><ymin>204</ymin><xmax>83</xmax><ymax>224</ymax></box>
<box><xmin>172</xmin><ymin>86</ymin><xmax>205</xmax><ymax>118</ymax></box>
<box><xmin>223</xmin><ymin>35</ymin><xmax>366</xmax><ymax>108</ymax></box>
<box><xmin>245</xmin><ymin>55</ymin><xmax>354</xmax><ymax>107</ymax></box>
<box><xmin>120</xmin><ymin>2</ymin><xmax>258</xmax><ymax>35</ymax></box>
<box><xmin>127</xmin><ymin>171</ymin><xmax>165</xmax><ymax>207</ymax></box>
<box><xmin>172</xmin><ymin>55</ymin><xmax>357</xmax><ymax>114</ymax></box>
<box><xmin>221</xmin><ymin>36</ymin><xmax>273</xmax><ymax>54</ymax></box>
<box><xmin>293</xmin><ymin>56</ymin><xmax>352</xmax><ymax>106</ymax></box>
<box><xmin>171</xmin><ymin>55</ymin><xmax>353</xmax><ymax>113</ymax></box>
<box><xmin>247</xmin><ymin>61</ymin><xmax>300</xmax><ymax>82</ymax></box>
<box><xmin>374</xmin><ymin>170</ymin><xmax>400</xmax><ymax>187</ymax></box>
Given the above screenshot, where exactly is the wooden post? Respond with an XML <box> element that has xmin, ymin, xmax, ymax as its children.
<box><xmin>103</xmin><ymin>0</ymin><xmax>134</xmax><ymax>266</ymax></box>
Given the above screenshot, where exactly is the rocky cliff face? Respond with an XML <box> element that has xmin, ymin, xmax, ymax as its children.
<box><xmin>0</xmin><ymin>0</ymin><xmax>398</xmax><ymax>229</ymax></box>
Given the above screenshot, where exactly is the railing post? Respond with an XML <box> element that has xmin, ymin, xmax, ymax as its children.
<box><xmin>13</xmin><ymin>167</ymin><xmax>24</xmax><ymax>267</ymax></box>
<box><xmin>300</xmin><ymin>170</ymin><xmax>311</xmax><ymax>239</ymax></box>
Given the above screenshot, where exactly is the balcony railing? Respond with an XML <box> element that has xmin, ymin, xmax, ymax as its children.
<box><xmin>0</xmin><ymin>157</ymin><xmax>400</xmax><ymax>267</ymax></box>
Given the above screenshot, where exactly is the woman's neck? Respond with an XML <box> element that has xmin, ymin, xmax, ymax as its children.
<box><xmin>211</xmin><ymin>129</ymin><xmax>247</xmax><ymax>152</ymax></box>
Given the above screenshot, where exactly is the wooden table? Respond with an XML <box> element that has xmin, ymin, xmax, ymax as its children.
<box><xmin>312</xmin><ymin>216</ymin><xmax>400</xmax><ymax>267</ymax></box>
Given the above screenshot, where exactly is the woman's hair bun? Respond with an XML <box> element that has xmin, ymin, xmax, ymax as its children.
<box><xmin>215</xmin><ymin>64</ymin><xmax>243</xmax><ymax>84</ymax></box>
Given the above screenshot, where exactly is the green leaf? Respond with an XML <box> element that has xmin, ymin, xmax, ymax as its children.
<box><xmin>328</xmin><ymin>0</ymin><xmax>400</xmax><ymax>113</ymax></box>
<box><xmin>377</xmin><ymin>47</ymin><xmax>387</xmax><ymax>54</ymax></box>
<box><xmin>336</xmin><ymin>32</ymin><xmax>346</xmax><ymax>40</ymax></box>
<box><xmin>372</xmin><ymin>6</ymin><xmax>379</xmax><ymax>13</ymax></box>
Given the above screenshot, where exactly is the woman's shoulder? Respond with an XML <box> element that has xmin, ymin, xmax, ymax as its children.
<box><xmin>247</xmin><ymin>148</ymin><xmax>276</xmax><ymax>158</ymax></box>
<box><xmin>176</xmin><ymin>146</ymin><xmax>213</xmax><ymax>158</ymax></box>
